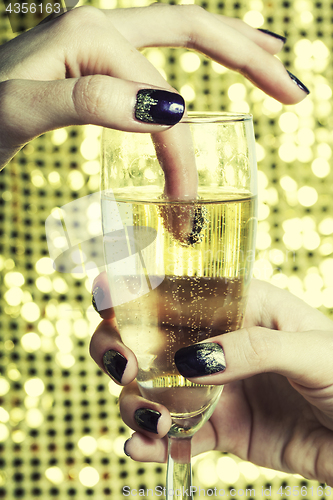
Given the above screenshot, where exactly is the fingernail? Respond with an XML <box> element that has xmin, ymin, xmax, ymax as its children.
<box><xmin>287</xmin><ymin>70</ymin><xmax>310</xmax><ymax>94</ymax></box>
<box><xmin>187</xmin><ymin>206</ymin><xmax>209</xmax><ymax>246</ymax></box>
<box><xmin>258</xmin><ymin>28</ymin><xmax>287</xmax><ymax>44</ymax></box>
<box><xmin>134</xmin><ymin>408</ymin><xmax>161</xmax><ymax>434</ymax></box>
<box><xmin>124</xmin><ymin>438</ymin><xmax>132</xmax><ymax>457</ymax></box>
<box><xmin>92</xmin><ymin>286</ymin><xmax>104</xmax><ymax>314</ymax></box>
<box><xmin>135</xmin><ymin>89</ymin><xmax>185</xmax><ymax>125</ymax></box>
<box><xmin>103</xmin><ymin>350</ymin><xmax>128</xmax><ymax>384</ymax></box>
<box><xmin>175</xmin><ymin>343</ymin><xmax>226</xmax><ymax>378</ymax></box>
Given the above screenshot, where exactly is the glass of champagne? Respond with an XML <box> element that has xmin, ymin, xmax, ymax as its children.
<box><xmin>101</xmin><ymin>113</ymin><xmax>257</xmax><ymax>499</ymax></box>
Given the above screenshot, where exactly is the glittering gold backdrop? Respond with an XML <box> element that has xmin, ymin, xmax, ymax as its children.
<box><xmin>0</xmin><ymin>0</ymin><xmax>332</xmax><ymax>498</ymax></box>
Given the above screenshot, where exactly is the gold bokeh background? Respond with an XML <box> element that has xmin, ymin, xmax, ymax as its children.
<box><xmin>0</xmin><ymin>0</ymin><xmax>332</xmax><ymax>498</ymax></box>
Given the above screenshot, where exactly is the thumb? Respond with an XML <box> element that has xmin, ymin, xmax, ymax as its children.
<box><xmin>174</xmin><ymin>327</ymin><xmax>333</xmax><ymax>390</ymax></box>
<box><xmin>0</xmin><ymin>76</ymin><xmax>184</xmax><ymax>167</ymax></box>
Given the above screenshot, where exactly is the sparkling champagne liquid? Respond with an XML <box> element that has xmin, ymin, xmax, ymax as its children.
<box><xmin>102</xmin><ymin>190</ymin><xmax>256</xmax><ymax>435</ymax></box>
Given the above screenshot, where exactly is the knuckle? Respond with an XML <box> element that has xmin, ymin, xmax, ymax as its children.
<box><xmin>56</xmin><ymin>5</ymin><xmax>103</xmax><ymax>30</ymax></box>
<box><xmin>243</xmin><ymin>327</ymin><xmax>278</xmax><ymax>369</ymax></box>
<box><xmin>72</xmin><ymin>75</ymin><xmax>108</xmax><ymax>122</ymax></box>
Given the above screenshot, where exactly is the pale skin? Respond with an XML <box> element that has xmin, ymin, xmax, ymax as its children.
<box><xmin>2</xmin><ymin>1</ymin><xmax>327</xmax><ymax>485</ymax></box>
<box><xmin>90</xmin><ymin>277</ymin><xmax>333</xmax><ymax>487</ymax></box>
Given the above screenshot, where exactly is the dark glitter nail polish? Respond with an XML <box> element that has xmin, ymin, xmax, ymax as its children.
<box><xmin>175</xmin><ymin>343</ymin><xmax>226</xmax><ymax>378</ymax></box>
<box><xmin>187</xmin><ymin>206</ymin><xmax>209</xmax><ymax>245</ymax></box>
<box><xmin>258</xmin><ymin>28</ymin><xmax>287</xmax><ymax>44</ymax></box>
<box><xmin>103</xmin><ymin>350</ymin><xmax>127</xmax><ymax>384</ymax></box>
<box><xmin>92</xmin><ymin>286</ymin><xmax>104</xmax><ymax>314</ymax></box>
<box><xmin>135</xmin><ymin>89</ymin><xmax>185</xmax><ymax>125</ymax></box>
<box><xmin>124</xmin><ymin>438</ymin><xmax>132</xmax><ymax>457</ymax></box>
<box><xmin>134</xmin><ymin>408</ymin><xmax>161</xmax><ymax>434</ymax></box>
<box><xmin>287</xmin><ymin>71</ymin><xmax>310</xmax><ymax>94</ymax></box>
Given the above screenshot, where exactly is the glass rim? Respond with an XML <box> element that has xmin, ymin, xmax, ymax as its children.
<box><xmin>181</xmin><ymin>111</ymin><xmax>253</xmax><ymax>123</ymax></box>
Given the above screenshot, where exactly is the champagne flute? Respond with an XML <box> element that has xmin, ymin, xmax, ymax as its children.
<box><xmin>101</xmin><ymin>113</ymin><xmax>257</xmax><ymax>499</ymax></box>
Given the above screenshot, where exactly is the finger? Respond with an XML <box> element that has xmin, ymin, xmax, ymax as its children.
<box><xmin>109</xmin><ymin>6</ymin><xmax>286</xmax><ymax>56</ymax></box>
<box><xmin>0</xmin><ymin>77</ymin><xmax>184</xmax><ymax>169</ymax></box>
<box><xmin>106</xmin><ymin>4</ymin><xmax>308</xmax><ymax>104</ymax></box>
<box><xmin>124</xmin><ymin>432</ymin><xmax>168</xmax><ymax>463</ymax></box>
<box><xmin>89</xmin><ymin>318</ymin><xmax>138</xmax><ymax>386</ymax></box>
<box><xmin>92</xmin><ymin>271</ymin><xmax>114</xmax><ymax>320</ymax></box>
<box><xmin>119</xmin><ymin>381</ymin><xmax>172</xmax><ymax>439</ymax></box>
<box><xmin>174</xmin><ymin>327</ymin><xmax>333</xmax><ymax>392</ymax></box>
<box><xmin>244</xmin><ymin>279</ymin><xmax>333</xmax><ymax>333</ymax></box>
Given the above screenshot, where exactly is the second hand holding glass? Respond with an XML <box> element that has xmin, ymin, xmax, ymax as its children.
<box><xmin>101</xmin><ymin>113</ymin><xmax>257</xmax><ymax>499</ymax></box>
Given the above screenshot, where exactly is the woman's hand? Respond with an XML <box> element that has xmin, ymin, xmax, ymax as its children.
<box><xmin>0</xmin><ymin>4</ymin><xmax>309</xmax><ymax>198</ymax></box>
<box><xmin>90</xmin><ymin>279</ymin><xmax>333</xmax><ymax>486</ymax></box>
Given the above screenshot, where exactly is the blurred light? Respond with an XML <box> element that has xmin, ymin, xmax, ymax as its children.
<box><xmin>38</xmin><ymin>318</ymin><xmax>55</xmax><ymax>337</ymax></box>
<box><xmin>11</xmin><ymin>430</ymin><xmax>26</xmax><ymax>443</ymax></box>
<box><xmin>4</xmin><ymin>287</ymin><xmax>23</xmax><ymax>306</ymax></box>
<box><xmin>312</xmin><ymin>40</ymin><xmax>330</xmax><ymax>60</ymax></box>
<box><xmin>73</xmin><ymin>319</ymin><xmax>88</xmax><ymax>339</ymax></box>
<box><xmin>56</xmin><ymin>353</ymin><xmax>75</xmax><ymax>369</ymax></box>
<box><xmin>24</xmin><ymin>378</ymin><xmax>45</xmax><ymax>397</ymax></box>
<box><xmin>21</xmin><ymin>302</ymin><xmax>40</xmax><ymax>322</ymax></box>
<box><xmin>53</xmin><ymin>277</ymin><xmax>68</xmax><ymax>294</ymax></box>
<box><xmin>81</xmin><ymin>138</ymin><xmax>99</xmax><ymax>160</ymax></box>
<box><xmin>0</xmin><ymin>424</ymin><xmax>9</xmax><ymax>443</ymax></box>
<box><xmin>238</xmin><ymin>461</ymin><xmax>260</xmax><ymax>481</ymax></box>
<box><xmin>0</xmin><ymin>377</ymin><xmax>10</xmax><ymax>396</ymax></box>
<box><xmin>21</xmin><ymin>332</ymin><xmax>41</xmax><ymax>353</ymax></box>
<box><xmin>319</xmin><ymin>218</ymin><xmax>333</xmax><ymax>235</ymax></box>
<box><xmin>26</xmin><ymin>408</ymin><xmax>44</xmax><ymax>428</ymax></box>
<box><xmin>45</xmin><ymin>466</ymin><xmax>65</xmax><ymax>485</ymax></box>
<box><xmin>303</xmin><ymin>231</ymin><xmax>321</xmax><ymax>250</ymax></box>
<box><xmin>56</xmin><ymin>319</ymin><xmax>71</xmax><ymax>336</ymax></box>
<box><xmin>52</xmin><ymin>129</ymin><xmax>68</xmax><ymax>145</ymax></box>
<box><xmin>228</xmin><ymin>83</ymin><xmax>246</xmax><ymax>102</ymax></box>
<box><xmin>36</xmin><ymin>276</ymin><xmax>52</xmax><ymax>293</ymax></box>
<box><xmin>279</xmin><ymin>142</ymin><xmax>297</xmax><ymax>163</ymax></box>
<box><xmin>180</xmin><ymin>84</ymin><xmax>196</xmax><ymax>102</ymax></box>
<box><xmin>294</xmin><ymin>39</ymin><xmax>312</xmax><ymax>58</ymax></box>
<box><xmin>35</xmin><ymin>257</ymin><xmax>55</xmax><ymax>275</ymax></box>
<box><xmin>180</xmin><ymin>52</ymin><xmax>201</xmax><ymax>73</ymax></box>
<box><xmin>97</xmin><ymin>436</ymin><xmax>113</xmax><ymax>453</ymax></box>
<box><xmin>31</xmin><ymin>170</ymin><xmax>45</xmax><ymax>187</ymax></box>
<box><xmin>0</xmin><ymin>408</ymin><xmax>9</xmax><ymax>423</ymax></box>
<box><xmin>300</xmin><ymin>10</ymin><xmax>313</xmax><ymax>24</ymax></box>
<box><xmin>108</xmin><ymin>380</ymin><xmax>122</xmax><ymax>398</ymax></box>
<box><xmin>317</xmin><ymin>143</ymin><xmax>332</xmax><ymax>159</ymax></box>
<box><xmin>297</xmin><ymin>127</ymin><xmax>314</xmax><ymax>146</ymax></box>
<box><xmin>322</xmin><ymin>288</ymin><xmax>333</xmax><ymax>308</ymax></box>
<box><xmin>4</xmin><ymin>271</ymin><xmax>25</xmax><ymax>287</ymax></box>
<box><xmin>211</xmin><ymin>61</ymin><xmax>227</xmax><ymax>74</ymax></box>
<box><xmin>216</xmin><ymin>456</ymin><xmax>240</xmax><ymax>484</ymax></box>
<box><xmin>78</xmin><ymin>436</ymin><xmax>98</xmax><ymax>456</ymax></box>
<box><xmin>297</xmin><ymin>186</ymin><xmax>318</xmax><ymax>207</ymax></box>
<box><xmin>113</xmin><ymin>436</ymin><xmax>128</xmax><ymax>457</ymax></box>
<box><xmin>145</xmin><ymin>48</ymin><xmax>166</xmax><ymax>69</ymax></box>
<box><xmin>79</xmin><ymin>467</ymin><xmax>100</xmax><ymax>487</ymax></box>
<box><xmin>280</xmin><ymin>176</ymin><xmax>297</xmax><ymax>192</ymax></box>
<box><xmin>279</xmin><ymin>112</ymin><xmax>299</xmax><ymax>133</ymax></box>
<box><xmin>82</xmin><ymin>160</ymin><xmax>100</xmax><ymax>175</ymax></box>
<box><xmin>263</xmin><ymin>97</ymin><xmax>282</xmax><ymax>115</ymax></box>
<box><xmin>197</xmin><ymin>457</ymin><xmax>219</xmax><ymax>485</ymax></box>
<box><xmin>243</xmin><ymin>10</ymin><xmax>264</xmax><ymax>28</ymax></box>
<box><xmin>304</xmin><ymin>273</ymin><xmax>323</xmax><ymax>290</ymax></box>
<box><xmin>311</xmin><ymin>158</ymin><xmax>330</xmax><ymax>178</ymax></box>
<box><xmin>256</xmin><ymin>143</ymin><xmax>265</xmax><ymax>162</ymax></box>
<box><xmin>253</xmin><ymin>259</ymin><xmax>273</xmax><ymax>280</ymax></box>
<box><xmin>7</xmin><ymin>367</ymin><xmax>20</xmax><ymax>381</ymax></box>
<box><xmin>68</xmin><ymin>171</ymin><xmax>85</xmax><ymax>190</ymax></box>
<box><xmin>55</xmin><ymin>335</ymin><xmax>73</xmax><ymax>354</ymax></box>
<box><xmin>258</xmin><ymin>202</ymin><xmax>270</xmax><ymax>221</ymax></box>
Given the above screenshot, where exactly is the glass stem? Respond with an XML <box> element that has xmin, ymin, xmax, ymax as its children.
<box><xmin>166</xmin><ymin>435</ymin><xmax>193</xmax><ymax>500</ymax></box>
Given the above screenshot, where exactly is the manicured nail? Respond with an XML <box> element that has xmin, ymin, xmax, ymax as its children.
<box><xmin>135</xmin><ymin>89</ymin><xmax>185</xmax><ymax>125</ymax></box>
<box><xmin>187</xmin><ymin>206</ymin><xmax>209</xmax><ymax>246</ymax></box>
<box><xmin>134</xmin><ymin>408</ymin><xmax>161</xmax><ymax>434</ymax></box>
<box><xmin>92</xmin><ymin>286</ymin><xmax>104</xmax><ymax>314</ymax></box>
<box><xmin>258</xmin><ymin>28</ymin><xmax>287</xmax><ymax>44</ymax></box>
<box><xmin>103</xmin><ymin>350</ymin><xmax>128</xmax><ymax>384</ymax></box>
<box><xmin>287</xmin><ymin>71</ymin><xmax>310</xmax><ymax>94</ymax></box>
<box><xmin>175</xmin><ymin>343</ymin><xmax>226</xmax><ymax>378</ymax></box>
<box><xmin>124</xmin><ymin>438</ymin><xmax>132</xmax><ymax>457</ymax></box>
